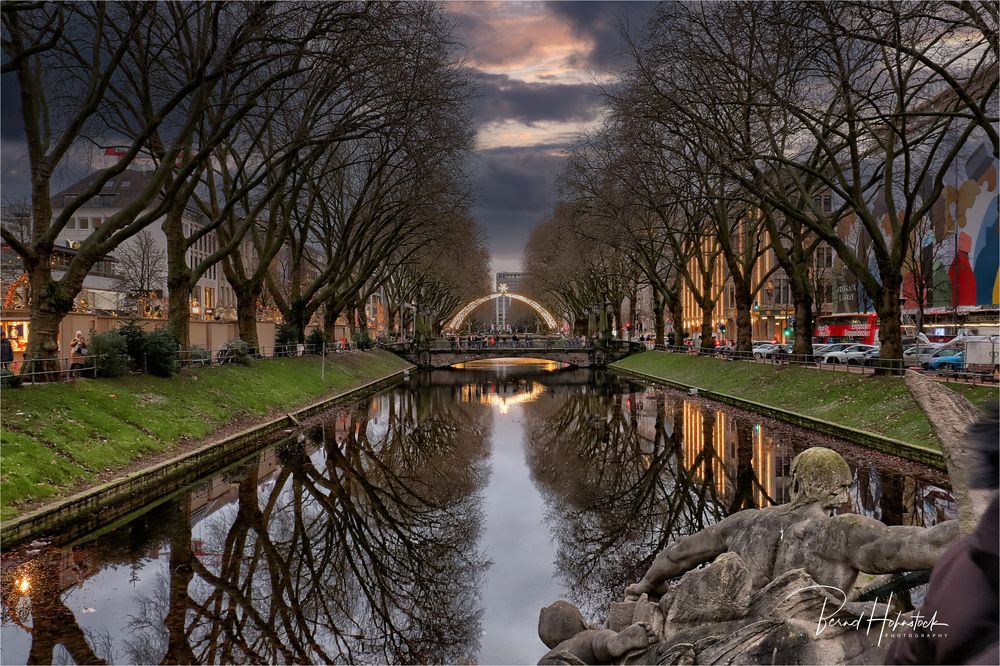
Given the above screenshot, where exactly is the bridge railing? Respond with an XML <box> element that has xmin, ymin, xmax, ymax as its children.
<box><xmin>419</xmin><ymin>338</ymin><xmax>591</xmax><ymax>351</ymax></box>
<box><xmin>380</xmin><ymin>337</ymin><xmax>648</xmax><ymax>354</ymax></box>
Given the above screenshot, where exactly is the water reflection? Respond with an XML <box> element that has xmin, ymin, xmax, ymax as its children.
<box><xmin>2</xmin><ymin>392</ymin><xmax>492</xmax><ymax>665</ymax></box>
<box><xmin>0</xmin><ymin>364</ymin><xmax>954</xmax><ymax>664</ymax></box>
<box><xmin>521</xmin><ymin>381</ymin><xmax>955</xmax><ymax>617</ymax></box>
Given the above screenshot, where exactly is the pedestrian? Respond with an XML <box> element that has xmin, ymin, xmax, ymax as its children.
<box><xmin>69</xmin><ymin>330</ymin><xmax>88</xmax><ymax>377</ymax></box>
<box><xmin>1</xmin><ymin>331</ymin><xmax>13</xmax><ymax>371</ymax></box>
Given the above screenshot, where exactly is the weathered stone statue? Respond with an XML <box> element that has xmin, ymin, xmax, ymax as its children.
<box><xmin>626</xmin><ymin>447</ymin><xmax>957</xmax><ymax>600</ymax></box>
<box><xmin>537</xmin><ymin>600</ymin><xmax>658</xmax><ymax>665</ymax></box>
<box><xmin>538</xmin><ymin>447</ymin><xmax>961</xmax><ymax>665</ymax></box>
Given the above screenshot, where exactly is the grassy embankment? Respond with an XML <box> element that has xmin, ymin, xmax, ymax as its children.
<box><xmin>0</xmin><ymin>350</ymin><xmax>410</xmax><ymax>520</ymax></box>
<box><xmin>613</xmin><ymin>351</ymin><xmax>998</xmax><ymax>449</ymax></box>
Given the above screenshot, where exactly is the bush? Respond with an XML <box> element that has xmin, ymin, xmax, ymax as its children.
<box><xmin>1</xmin><ymin>367</ymin><xmax>24</xmax><ymax>389</ymax></box>
<box><xmin>219</xmin><ymin>339</ymin><xmax>252</xmax><ymax>365</ymax></box>
<box><xmin>143</xmin><ymin>328</ymin><xmax>180</xmax><ymax>377</ymax></box>
<box><xmin>353</xmin><ymin>331</ymin><xmax>374</xmax><ymax>350</ymax></box>
<box><xmin>275</xmin><ymin>322</ymin><xmax>300</xmax><ymax>357</ymax></box>
<box><xmin>89</xmin><ymin>331</ymin><xmax>128</xmax><ymax>378</ymax></box>
<box><xmin>306</xmin><ymin>328</ymin><xmax>327</xmax><ymax>351</ymax></box>
<box><xmin>188</xmin><ymin>345</ymin><xmax>212</xmax><ymax>366</ymax></box>
<box><xmin>115</xmin><ymin>320</ymin><xmax>148</xmax><ymax>371</ymax></box>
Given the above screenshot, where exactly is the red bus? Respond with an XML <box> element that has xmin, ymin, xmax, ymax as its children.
<box><xmin>814</xmin><ymin>313</ymin><xmax>879</xmax><ymax>344</ymax></box>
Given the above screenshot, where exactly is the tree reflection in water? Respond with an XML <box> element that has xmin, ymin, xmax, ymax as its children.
<box><xmin>523</xmin><ymin>385</ymin><xmax>738</xmax><ymax>617</ymax></box>
<box><xmin>522</xmin><ymin>379</ymin><xmax>954</xmax><ymax>619</ymax></box>
<box><xmin>4</xmin><ymin>389</ymin><xmax>492</xmax><ymax>665</ymax></box>
<box><xmin>1</xmin><ymin>369</ymin><xmax>955</xmax><ymax>664</ymax></box>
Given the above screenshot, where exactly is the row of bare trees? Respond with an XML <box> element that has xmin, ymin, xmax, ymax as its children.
<box><xmin>2</xmin><ymin>1</ymin><xmax>489</xmax><ymax>366</ymax></box>
<box><xmin>528</xmin><ymin>1</ymin><xmax>997</xmax><ymax>362</ymax></box>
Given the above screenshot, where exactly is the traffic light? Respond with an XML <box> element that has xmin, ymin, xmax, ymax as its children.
<box><xmin>626</xmin><ymin>322</ymin><xmax>632</xmax><ymax>330</ymax></box>
<box><xmin>783</xmin><ymin>326</ymin><xmax>793</xmax><ymax>338</ymax></box>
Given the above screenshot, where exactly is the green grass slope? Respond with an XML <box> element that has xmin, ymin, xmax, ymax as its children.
<box><xmin>614</xmin><ymin>351</ymin><xmax>998</xmax><ymax>449</ymax></box>
<box><xmin>0</xmin><ymin>350</ymin><xmax>409</xmax><ymax>519</ymax></box>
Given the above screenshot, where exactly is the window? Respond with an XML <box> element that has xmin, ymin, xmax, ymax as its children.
<box><xmin>67</xmin><ymin>218</ymin><xmax>76</xmax><ymax>230</ymax></box>
<box><xmin>120</xmin><ymin>179</ymin><xmax>131</xmax><ymax>189</ymax></box>
<box><xmin>817</xmin><ymin>246</ymin><xmax>834</xmax><ymax>268</ymax></box>
<box><xmin>204</xmin><ymin>287</ymin><xmax>214</xmax><ymax>310</ymax></box>
<box><xmin>813</xmin><ymin>194</ymin><xmax>832</xmax><ymax>213</ymax></box>
<box><xmin>92</xmin><ymin>217</ymin><xmax>102</xmax><ymax>228</ymax></box>
<box><xmin>78</xmin><ymin>218</ymin><xmax>90</xmax><ymax>230</ymax></box>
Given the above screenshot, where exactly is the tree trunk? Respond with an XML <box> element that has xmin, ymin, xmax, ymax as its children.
<box><xmin>289</xmin><ymin>299</ymin><xmax>309</xmax><ymax>344</ymax></box>
<box><xmin>323</xmin><ymin>303</ymin><xmax>338</xmax><ymax>342</ymax></box>
<box><xmin>356</xmin><ymin>295</ymin><xmax>368</xmax><ymax>335</ymax></box>
<box><xmin>235</xmin><ymin>288</ymin><xmax>260</xmax><ymax>350</ymax></box>
<box><xmin>699</xmin><ymin>300</ymin><xmax>714</xmax><ymax>351</ymax></box>
<box><xmin>792</xmin><ymin>290</ymin><xmax>815</xmax><ymax>358</ymax></box>
<box><xmin>876</xmin><ymin>278</ymin><xmax>905</xmax><ymax>373</ymax></box>
<box><xmin>23</xmin><ymin>292</ymin><xmax>70</xmax><ymax>378</ymax></box>
<box><xmin>734</xmin><ymin>282</ymin><xmax>754</xmax><ymax>354</ymax></box>
<box><xmin>667</xmin><ymin>277</ymin><xmax>685</xmax><ymax>347</ymax></box>
<box><xmin>164</xmin><ymin>209</ymin><xmax>192</xmax><ymax>349</ymax></box>
<box><xmin>652</xmin><ymin>289</ymin><xmax>666</xmax><ymax>348</ymax></box>
<box><xmin>166</xmin><ymin>274</ymin><xmax>192</xmax><ymax>350</ymax></box>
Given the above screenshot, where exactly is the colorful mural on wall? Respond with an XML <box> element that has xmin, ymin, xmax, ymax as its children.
<box><xmin>834</xmin><ymin>137</ymin><xmax>999</xmax><ymax>313</ymax></box>
<box><xmin>937</xmin><ymin>141</ymin><xmax>999</xmax><ymax>307</ymax></box>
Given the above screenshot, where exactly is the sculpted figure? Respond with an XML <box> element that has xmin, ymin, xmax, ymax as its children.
<box><xmin>626</xmin><ymin>446</ymin><xmax>958</xmax><ymax>600</ymax></box>
<box><xmin>537</xmin><ymin>600</ymin><xmax>658</xmax><ymax>665</ymax></box>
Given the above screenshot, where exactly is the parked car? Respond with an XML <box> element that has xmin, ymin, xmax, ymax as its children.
<box><xmin>823</xmin><ymin>344</ymin><xmax>879</xmax><ymax>364</ymax></box>
<box><xmin>762</xmin><ymin>343</ymin><xmax>793</xmax><ymax>359</ymax></box>
<box><xmin>923</xmin><ymin>350</ymin><xmax>965</xmax><ymax>372</ymax></box>
<box><xmin>752</xmin><ymin>343</ymin><xmax>778</xmax><ymax>359</ymax></box>
<box><xmin>902</xmin><ymin>345</ymin><xmax>943</xmax><ymax>366</ymax></box>
<box><xmin>815</xmin><ymin>343</ymin><xmax>855</xmax><ymax>361</ymax></box>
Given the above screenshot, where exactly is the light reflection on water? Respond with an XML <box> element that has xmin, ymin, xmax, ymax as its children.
<box><xmin>0</xmin><ymin>360</ymin><xmax>954</xmax><ymax>664</ymax></box>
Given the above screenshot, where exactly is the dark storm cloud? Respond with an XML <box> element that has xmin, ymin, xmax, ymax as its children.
<box><xmin>472</xmin><ymin>143</ymin><xmax>568</xmax><ymax>262</ymax></box>
<box><xmin>545</xmin><ymin>1</ymin><xmax>656</xmax><ymax>70</ymax></box>
<box><xmin>473</xmin><ymin>72</ymin><xmax>601</xmax><ymax>127</ymax></box>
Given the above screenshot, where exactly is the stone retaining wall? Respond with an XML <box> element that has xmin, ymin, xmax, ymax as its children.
<box><xmin>0</xmin><ymin>367</ymin><xmax>412</xmax><ymax>548</ymax></box>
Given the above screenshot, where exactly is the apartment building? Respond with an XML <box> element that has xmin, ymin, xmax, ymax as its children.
<box><xmin>50</xmin><ymin>169</ymin><xmax>237</xmax><ymax>319</ymax></box>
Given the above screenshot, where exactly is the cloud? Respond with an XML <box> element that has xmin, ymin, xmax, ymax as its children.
<box><xmin>471</xmin><ymin>143</ymin><xmax>570</xmax><ymax>270</ymax></box>
<box><xmin>473</xmin><ymin>71</ymin><xmax>601</xmax><ymax>127</ymax></box>
<box><xmin>545</xmin><ymin>1</ymin><xmax>656</xmax><ymax>71</ymax></box>
<box><xmin>448</xmin><ymin>1</ymin><xmax>593</xmax><ymax>81</ymax></box>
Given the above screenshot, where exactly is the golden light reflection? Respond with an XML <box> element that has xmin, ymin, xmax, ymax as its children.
<box><xmin>16</xmin><ymin>577</ymin><xmax>30</xmax><ymax>594</ymax></box>
<box><xmin>680</xmin><ymin>401</ymin><xmax>779</xmax><ymax>505</ymax></box>
<box><xmin>454</xmin><ymin>358</ymin><xmax>562</xmax><ymax>370</ymax></box>
<box><xmin>459</xmin><ymin>380</ymin><xmax>547</xmax><ymax>414</ymax></box>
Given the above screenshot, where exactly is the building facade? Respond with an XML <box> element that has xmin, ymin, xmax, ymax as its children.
<box><xmin>494</xmin><ymin>271</ymin><xmax>526</xmax><ymax>329</ymax></box>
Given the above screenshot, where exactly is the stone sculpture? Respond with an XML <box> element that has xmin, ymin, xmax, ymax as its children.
<box><xmin>537</xmin><ymin>446</ymin><xmax>961</xmax><ymax>665</ymax></box>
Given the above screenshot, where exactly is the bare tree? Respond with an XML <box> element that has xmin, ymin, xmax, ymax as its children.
<box><xmin>0</xmin><ymin>2</ymin><xmax>342</xmax><ymax>367</ymax></box>
<box><xmin>112</xmin><ymin>229</ymin><xmax>165</xmax><ymax>299</ymax></box>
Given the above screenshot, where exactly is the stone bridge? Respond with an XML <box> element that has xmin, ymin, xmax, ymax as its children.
<box><xmin>387</xmin><ymin>341</ymin><xmax>641</xmax><ymax>369</ymax></box>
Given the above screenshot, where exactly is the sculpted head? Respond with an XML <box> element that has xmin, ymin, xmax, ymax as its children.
<box><xmin>789</xmin><ymin>447</ymin><xmax>852</xmax><ymax>509</ymax></box>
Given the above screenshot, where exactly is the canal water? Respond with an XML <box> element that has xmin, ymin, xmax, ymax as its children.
<box><xmin>0</xmin><ymin>360</ymin><xmax>954</xmax><ymax>665</ymax></box>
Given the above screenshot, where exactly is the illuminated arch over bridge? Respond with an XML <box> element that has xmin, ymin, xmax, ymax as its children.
<box><xmin>445</xmin><ymin>289</ymin><xmax>559</xmax><ymax>331</ymax></box>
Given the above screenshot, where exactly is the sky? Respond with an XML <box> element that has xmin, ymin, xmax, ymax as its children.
<box><xmin>0</xmin><ymin>1</ymin><xmax>655</xmax><ymax>276</ymax></box>
<box><xmin>451</xmin><ymin>1</ymin><xmax>654</xmax><ymax>275</ymax></box>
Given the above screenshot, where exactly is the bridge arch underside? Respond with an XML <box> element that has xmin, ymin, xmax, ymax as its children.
<box><xmin>419</xmin><ymin>350</ymin><xmax>596</xmax><ymax>369</ymax></box>
<box><xmin>445</xmin><ymin>293</ymin><xmax>558</xmax><ymax>331</ymax></box>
